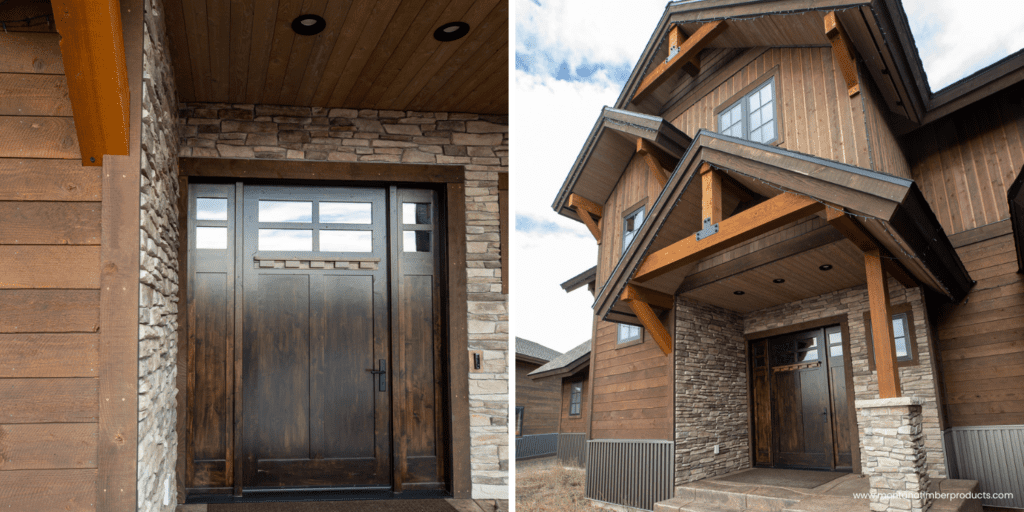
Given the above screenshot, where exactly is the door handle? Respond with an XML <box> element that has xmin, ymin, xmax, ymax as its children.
<box><xmin>366</xmin><ymin>359</ymin><xmax>386</xmax><ymax>392</ymax></box>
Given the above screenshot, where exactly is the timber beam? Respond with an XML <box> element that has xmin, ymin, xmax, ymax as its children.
<box><xmin>52</xmin><ymin>0</ymin><xmax>130</xmax><ymax>167</ymax></box>
<box><xmin>633</xmin><ymin>21</ymin><xmax>727</xmax><ymax>103</ymax></box>
<box><xmin>701</xmin><ymin>163</ymin><xmax>722</xmax><ymax>225</ymax></box>
<box><xmin>621</xmin><ymin>285</ymin><xmax>673</xmax><ymax>355</ymax></box>
<box><xmin>824</xmin><ymin>12</ymin><xmax>859</xmax><ymax>97</ymax></box>
<box><xmin>634</xmin><ymin>192</ymin><xmax>823</xmax><ymax>282</ymax></box>
<box><xmin>865</xmin><ymin>249</ymin><xmax>901</xmax><ymax>398</ymax></box>
<box><xmin>826</xmin><ymin>208</ymin><xmax>917</xmax><ymax>289</ymax></box>
<box><xmin>568</xmin><ymin>193</ymin><xmax>603</xmax><ymax>242</ymax></box>
<box><xmin>621</xmin><ymin>284</ymin><xmax>674</xmax><ymax>310</ymax></box>
<box><xmin>637</xmin><ymin>139</ymin><xmax>671</xmax><ymax>188</ymax></box>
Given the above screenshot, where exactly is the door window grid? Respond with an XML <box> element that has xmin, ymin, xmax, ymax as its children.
<box><xmin>255</xmin><ymin>199</ymin><xmax>377</xmax><ymax>253</ymax></box>
<box><xmin>569</xmin><ymin>382</ymin><xmax>582</xmax><ymax>416</ymax></box>
<box><xmin>718</xmin><ymin>77</ymin><xmax>777</xmax><ymax>145</ymax></box>
<box><xmin>402</xmin><ymin>201</ymin><xmax>433</xmax><ymax>253</ymax></box>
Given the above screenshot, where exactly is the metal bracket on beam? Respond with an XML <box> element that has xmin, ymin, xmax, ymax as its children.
<box><xmin>666</xmin><ymin>45</ymin><xmax>679</xmax><ymax>63</ymax></box>
<box><xmin>695</xmin><ymin>217</ymin><xmax>718</xmax><ymax>241</ymax></box>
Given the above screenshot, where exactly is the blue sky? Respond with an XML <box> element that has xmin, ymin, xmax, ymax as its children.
<box><xmin>512</xmin><ymin>0</ymin><xmax>1024</xmax><ymax>353</ymax></box>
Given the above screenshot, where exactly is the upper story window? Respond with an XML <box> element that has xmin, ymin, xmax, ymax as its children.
<box><xmin>622</xmin><ymin>206</ymin><xmax>645</xmax><ymax>255</ymax></box>
<box><xmin>617</xmin><ymin>323</ymin><xmax>642</xmax><ymax>345</ymax></box>
<box><xmin>569</xmin><ymin>382</ymin><xmax>583</xmax><ymax>416</ymax></box>
<box><xmin>718</xmin><ymin>77</ymin><xmax>777</xmax><ymax>145</ymax></box>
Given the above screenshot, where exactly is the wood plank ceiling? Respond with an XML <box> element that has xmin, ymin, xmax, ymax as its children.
<box><xmin>163</xmin><ymin>0</ymin><xmax>508</xmax><ymax>114</ymax></box>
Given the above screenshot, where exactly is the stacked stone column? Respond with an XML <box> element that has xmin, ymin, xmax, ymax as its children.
<box><xmin>856</xmin><ymin>397</ymin><xmax>932</xmax><ymax>512</ymax></box>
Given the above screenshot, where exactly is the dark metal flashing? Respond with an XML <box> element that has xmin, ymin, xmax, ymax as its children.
<box><xmin>561</xmin><ymin>266</ymin><xmax>597</xmax><ymax>293</ymax></box>
<box><xmin>1009</xmin><ymin>165</ymin><xmax>1024</xmax><ymax>273</ymax></box>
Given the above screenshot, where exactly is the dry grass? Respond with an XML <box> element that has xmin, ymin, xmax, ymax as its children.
<box><xmin>515</xmin><ymin>458</ymin><xmax>601</xmax><ymax>512</ymax></box>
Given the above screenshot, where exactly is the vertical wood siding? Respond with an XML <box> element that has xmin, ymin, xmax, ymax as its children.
<box><xmin>516</xmin><ymin>360</ymin><xmax>561</xmax><ymax>436</ymax></box>
<box><xmin>0</xmin><ymin>31</ymin><xmax>99</xmax><ymax>511</ymax></box>
<box><xmin>860</xmin><ymin>70</ymin><xmax>912</xmax><ymax>179</ymax></box>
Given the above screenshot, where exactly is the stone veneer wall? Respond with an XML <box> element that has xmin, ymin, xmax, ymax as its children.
<box><xmin>138</xmin><ymin>0</ymin><xmax>182</xmax><ymax>509</ymax></box>
<box><xmin>178</xmin><ymin>105</ymin><xmax>509</xmax><ymax>498</ymax></box>
<box><xmin>744</xmin><ymin>279</ymin><xmax>946</xmax><ymax>478</ymax></box>
<box><xmin>674</xmin><ymin>298</ymin><xmax>749</xmax><ymax>486</ymax></box>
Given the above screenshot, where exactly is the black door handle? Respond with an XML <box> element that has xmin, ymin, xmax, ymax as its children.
<box><xmin>366</xmin><ymin>359</ymin><xmax>386</xmax><ymax>391</ymax></box>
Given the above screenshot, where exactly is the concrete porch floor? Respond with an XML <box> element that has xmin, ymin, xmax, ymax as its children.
<box><xmin>654</xmin><ymin>469</ymin><xmax>982</xmax><ymax>512</ymax></box>
<box><xmin>176</xmin><ymin>499</ymin><xmax>508</xmax><ymax>512</ymax></box>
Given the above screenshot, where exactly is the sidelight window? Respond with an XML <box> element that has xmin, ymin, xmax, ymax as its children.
<box><xmin>718</xmin><ymin>77</ymin><xmax>777</xmax><ymax>145</ymax></box>
<box><xmin>569</xmin><ymin>382</ymin><xmax>582</xmax><ymax>416</ymax></box>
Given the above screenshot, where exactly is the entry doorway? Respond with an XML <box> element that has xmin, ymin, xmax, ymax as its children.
<box><xmin>750</xmin><ymin>325</ymin><xmax>853</xmax><ymax>471</ymax></box>
<box><xmin>184</xmin><ymin>182</ymin><xmax>450</xmax><ymax>497</ymax></box>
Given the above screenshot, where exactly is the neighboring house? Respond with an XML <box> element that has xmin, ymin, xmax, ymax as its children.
<box><xmin>552</xmin><ymin>1</ymin><xmax>1024</xmax><ymax>511</ymax></box>
<box><xmin>0</xmin><ymin>0</ymin><xmax>508</xmax><ymax>509</ymax></box>
<box><xmin>529</xmin><ymin>338</ymin><xmax>591</xmax><ymax>468</ymax></box>
<box><xmin>514</xmin><ymin>337</ymin><xmax>563</xmax><ymax>438</ymax></box>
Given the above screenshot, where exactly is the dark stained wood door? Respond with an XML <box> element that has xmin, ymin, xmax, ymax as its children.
<box><xmin>769</xmin><ymin>328</ymin><xmax>833</xmax><ymax>469</ymax></box>
<box><xmin>240</xmin><ymin>185</ymin><xmax>392</xmax><ymax>488</ymax></box>
<box><xmin>825</xmin><ymin>325</ymin><xmax>853</xmax><ymax>469</ymax></box>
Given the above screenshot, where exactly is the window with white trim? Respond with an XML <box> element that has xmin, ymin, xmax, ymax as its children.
<box><xmin>617</xmin><ymin>323</ymin><xmax>642</xmax><ymax>344</ymax></box>
<box><xmin>718</xmin><ymin>77</ymin><xmax>777</xmax><ymax>145</ymax></box>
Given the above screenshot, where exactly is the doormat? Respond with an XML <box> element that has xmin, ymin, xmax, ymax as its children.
<box><xmin>715</xmin><ymin>468</ymin><xmax>847</xmax><ymax>489</ymax></box>
<box><xmin>210</xmin><ymin>499</ymin><xmax>458</xmax><ymax>512</ymax></box>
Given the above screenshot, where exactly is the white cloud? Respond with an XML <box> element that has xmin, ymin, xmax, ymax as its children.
<box><xmin>903</xmin><ymin>0</ymin><xmax>1024</xmax><ymax>91</ymax></box>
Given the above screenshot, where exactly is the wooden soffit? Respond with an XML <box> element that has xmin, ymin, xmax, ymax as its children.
<box><xmin>593</xmin><ymin>130</ymin><xmax>972</xmax><ymax>324</ymax></box>
<box><xmin>552</xmin><ymin>107</ymin><xmax>692</xmax><ymax>222</ymax></box>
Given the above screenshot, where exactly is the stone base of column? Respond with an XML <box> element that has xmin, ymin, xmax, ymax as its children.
<box><xmin>856</xmin><ymin>397</ymin><xmax>933</xmax><ymax>512</ymax></box>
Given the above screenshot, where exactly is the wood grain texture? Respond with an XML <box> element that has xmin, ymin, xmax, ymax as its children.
<box><xmin>0</xmin><ymin>246</ymin><xmax>100</xmax><ymax>289</ymax></box>
<box><xmin>0</xmin><ymin>290</ymin><xmax>99</xmax><ymax>333</ymax></box>
<box><xmin>559</xmin><ymin>374</ymin><xmax>588</xmax><ymax>434</ymax></box>
<box><xmin>0</xmin><ymin>469</ymin><xmax>96</xmax><ymax>511</ymax></box>
<box><xmin>633</xmin><ymin>21</ymin><xmax>726</xmax><ymax>103</ymax></box>
<box><xmin>0</xmin><ymin>32</ymin><xmax>65</xmax><ymax>74</ymax></box>
<box><xmin>0</xmin><ymin>202</ymin><xmax>101</xmax><ymax>245</ymax></box>
<box><xmin>0</xmin><ymin>423</ymin><xmax>98</xmax><ymax>470</ymax></box>
<box><xmin>0</xmin><ymin>117</ymin><xmax>79</xmax><ymax>159</ymax></box>
<box><xmin>0</xmin><ymin>159</ymin><xmax>101</xmax><ymax>201</ymax></box>
<box><xmin>515</xmin><ymin>360</ymin><xmax>560</xmax><ymax>435</ymax></box>
<box><xmin>0</xmin><ymin>378</ymin><xmax>98</xmax><ymax>423</ymax></box>
<box><xmin>0</xmin><ymin>73</ymin><xmax>73</xmax><ymax>116</ymax></box>
<box><xmin>0</xmin><ymin>333</ymin><xmax>98</xmax><ymax>377</ymax></box>
<box><xmin>864</xmin><ymin>249</ymin><xmax>899</xmax><ymax>398</ymax></box>
<box><xmin>445</xmin><ymin>181</ymin><xmax>472</xmax><ymax>498</ymax></box>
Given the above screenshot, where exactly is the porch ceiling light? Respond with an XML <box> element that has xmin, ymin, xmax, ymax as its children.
<box><xmin>773</xmin><ymin>278</ymin><xmax>785</xmax><ymax>283</ymax></box>
<box><xmin>733</xmin><ymin>290</ymin><xmax>745</xmax><ymax>295</ymax></box>
<box><xmin>434</xmin><ymin>21</ymin><xmax>470</xmax><ymax>42</ymax></box>
<box><xmin>819</xmin><ymin>264</ymin><xmax>833</xmax><ymax>271</ymax></box>
<box><xmin>292</xmin><ymin>14</ymin><xmax>326</xmax><ymax>36</ymax></box>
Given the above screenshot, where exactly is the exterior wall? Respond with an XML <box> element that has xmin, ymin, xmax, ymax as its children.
<box><xmin>559</xmin><ymin>371</ymin><xmax>589</xmax><ymax>434</ymax></box>
<box><xmin>860</xmin><ymin>69</ymin><xmax>912</xmax><ymax>179</ymax></box>
<box><xmin>516</xmin><ymin>360</ymin><xmax>560</xmax><ymax>436</ymax></box>
<box><xmin>674</xmin><ymin>298</ymin><xmax>749</xmax><ymax>485</ymax></box>
<box><xmin>138</xmin><ymin>0</ymin><xmax>181</xmax><ymax>509</ymax></box>
<box><xmin>903</xmin><ymin>81</ymin><xmax>1024</xmax><ymax>235</ymax></box>
<box><xmin>744</xmin><ymin>280</ymin><xmax>947</xmax><ymax>478</ymax></box>
<box><xmin>668</xmin><ymin>47</ymin><xmax>872</xmax><ymax>170</ymax></box>
<box><xmin>0</xmin><ymin>30</ymin><xmax>102</xmax><ymax>510</ymax></box>
<box><xmin>935</xmin><ymin>232</ymin><xmax>1024</xmax><ymax>427</ymax></box>
<box><xmin>596</xmin><ymin>152</ymin><xmax>663</xmax><ymax>285</ymax></box>
<box><xmin>179</xmin><ymin>105</ymin><xmax>509</xmax><ymax>498</ymax></box>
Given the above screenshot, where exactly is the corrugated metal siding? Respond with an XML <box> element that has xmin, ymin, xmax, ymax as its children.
<box><xmin>515</xmin><ymin>433</ymin><xmax>558</xmax><ymax>460</ymax></box>
<box><xmin>557</xmin><ymin>433</ymin><xmax>586</xmax><ymax>468</ymax></box>
<box><xmin>944</xmin><ymin>425</ymin><xmax>1024</xmax><ymax>509</ymax></box>
<box><xmin>585</xmin><ymin>439</ymin><xmax>673</xmax><ymax>511</ymax></box>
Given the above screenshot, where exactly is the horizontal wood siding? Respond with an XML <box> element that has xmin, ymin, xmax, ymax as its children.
<box><xmin>590</xmin><ymin>319</ymin><xmax>673</xmax><ymax>441</ymax></box>
<box><xmin>516</xmin><ymin>360</ymin><xmax>561</xmax><ymax>436</ymax></box>
<box><xmin>904</xmin><ymin>82</ymin><xmax>1024</xmax><ymax>235</ymax></box>
<box><xmin>0</xmin><ymin>31</ymin><xmax>100</xmax><ymax>511</ymax></box>
<box><xmin>559</xmin><ymin>375</ymin><xmax>588</xmax><ymax>434</ymax></box>
<box><xmin>934</xmin><ymin>234</ymin><xmax>1024</xmax><ymax>427</ymax></box>
<box><xmin>671</xmin><ymin>47</ymin><xmax>870</xmax><ymax>170</ymax></box>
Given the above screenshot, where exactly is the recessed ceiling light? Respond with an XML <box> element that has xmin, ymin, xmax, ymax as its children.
<box><xmin>773</xmin><ymin>278</ymin><xmax>785</xmax><ymax>284</ymax></box>
<box><xmin>292</xmin><ymin>14</ymin><xmax>325</xmax><ymax>36</ymax></box>
<box><xmin>733</xmin><ymin>290</ymin><xmax>745</xmax><ymax>295</ymax></box>
<box><xmin>434</xmin><ymin>21</ymin><xmax>470</xmax><ymax>42</ymax></box>
<box><xmin>819</xmin><ymin>264</ymin><xmax>833</xmax><ymax>271</ymax></box>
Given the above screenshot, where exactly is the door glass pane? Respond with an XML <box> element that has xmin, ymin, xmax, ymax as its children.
<box><xmin>403</xmin><ymin>203</ymin><xmax>431</xmax><ymax>225</ymax></box>
<box><xmin>320</xmin><ymin>202</ymin><xmax>371</xmax><ymax>224</ymax></box>
<box><xmin>259</xmin><ymin>201</ymin><xmax>312</xmax><ymax>223</ymax></box>
<box><xmin>259</xmin><ymin>229</ymin><xmax>312</xmax><ymax>251</ymax></box>
<box><xmin>196</xmin><ymin>227</ymin><xmax>227</xmax><ymax>249</ymax></box>
<box><xmin>829</xmin><ymin>332</ymin><xmax>843</xmax><ymax>357</ymax></box>
<box><xmin>321</xmin><ymin>230</ymin><xmax>372</xmax><ymax>252</ymax></box>
<box><xmin>196</xmin><ymin>198</ymin><xmax>228</xmax><ymax>220</ymax></box>
<box><xmin>403</xmin><ymin>231</ymin><xmax>430</xmax><ymax>252</ymax></box>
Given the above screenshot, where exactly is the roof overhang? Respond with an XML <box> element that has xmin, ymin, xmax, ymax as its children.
<box><xmin>527</xmin><ymin>353</ymin><xmax>590</xmax><ymax>380</ymax></box>
<box><xmin>552</xmin><ymin>107</ymin><xmax>692</xmax><ymax>221</ymax></box>
<box><xmin>561</xmin><ymin>266</ymin><xmax>597</xmax><ymax>293</ymax></box>
<box><xmin>595</xmin><ymin>130</ymin><xmax>973</xmax><ymax>323</ymax></box>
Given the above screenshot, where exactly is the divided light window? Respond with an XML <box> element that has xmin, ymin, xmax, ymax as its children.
<box><xmin>569</xmin><ymin>382</ymin><xmax>583</xmax><ymax>416</ymax></box>
<box><xmin>718</xmin><ymin>77</ymin><xmax>777</xmax><ymax>145</ymax></box>
<box><xmin>892</xmin><ymin>313</ymin><xmax>911</xmax><ymax>362</ymax></box>
<box><xmin>617</xmin><ymin>323</ymin><xmax>642</xmax><ymax>344</ymax></box>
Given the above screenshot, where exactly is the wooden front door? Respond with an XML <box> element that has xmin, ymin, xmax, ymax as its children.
<box><xmin>750</xmin><ymin>325</ymin><xmax>852</xmax><ymax>471</ymax></box>
<box><xmin>185</xmin><ymin>182</ymin><xmax>447</xmax><ymax>495</ymax></box>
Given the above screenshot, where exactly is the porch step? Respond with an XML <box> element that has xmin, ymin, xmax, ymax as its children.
<box><xmin>656</xmin><ymin>482</ymin><xmax>803</xmax><ymax>512</ymax></box>
<box><xmin>653</xmin><ymin>497</ymin><xmax>743</xmax><ymax>512</ymax></box>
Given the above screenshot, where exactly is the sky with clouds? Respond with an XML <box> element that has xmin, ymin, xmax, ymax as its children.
<box><xmin>512</xmin><ymin>0</ymin><xmax>1023</xmax><ymax>354</ymax></box>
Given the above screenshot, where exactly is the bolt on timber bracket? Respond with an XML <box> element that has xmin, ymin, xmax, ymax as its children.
<box><xmin>696</xmin><ymin>217</ymin><xmax>719</xmax><ymax>241</ymax></box>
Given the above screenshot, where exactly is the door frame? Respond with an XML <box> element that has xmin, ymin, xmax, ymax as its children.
<box><xmin>744</xmin><ymin>314</ymin><xmax>860</xmax><ymax>474</ymax></box>
<box><xmin>175</xmin><ymin>158</ymin><xmax>472</xmax><ymax>500</ymax></box>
